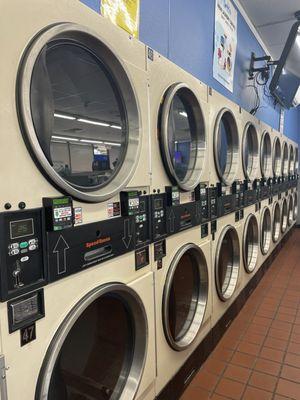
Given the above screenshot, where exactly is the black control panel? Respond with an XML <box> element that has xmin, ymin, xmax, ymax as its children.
<box><xmin>199</xmin><ymin>184</ymin><xmax>210</xmax><ymax>222</ymax></box>
<box><xmin>271</xmin><ymin>177</ymin><xmax>281</xmax><ymax>196</ymax></box>
<box><xmin>151</xmin><ymin>194</ymin><xmax>167</xmax><ymax>241</ymax></box>
<box><xmin>132</xmin><ymin>195</ymin><xmax>151</xmax><ymax>248</ymax></box>
<box><xmin>0</xmin><ymin>209</ymin><xmax>46</xmax><ymax>301</ymax></box>
<box><xmin>43</xmin><ymin>196</ymin><xmax>73</xmax><ymax>231</ymax></box>
<box><xmin>233</xmin><ymin>181</ymin><xmax>245</xmax><ymax>210</ymax></box>
<box><xmin>209</xmin><ymin>187</ymin><xmax>218</xmax><ymax>220</ymax></box>
<box><xmin>259</xmin><ymin>178</ymin><xmax>271</xmax><ymax>200</ymax></box>
<box><xmin>217</xmin><ymin>183</ymin><xmax>236</xmax><ymax>217</ymax></box>
<box><xmin>243</xmin><ymin>180</ymin><xmax>258</xmax><ymax>206</ymax></box>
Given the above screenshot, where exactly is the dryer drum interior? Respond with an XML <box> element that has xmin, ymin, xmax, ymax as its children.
<box><xmin>243</xmin><ymin>214</ymin><xmax>259</xmax><ymax>273</ymax></box>
<box><xmin>260</xmin><ymin>207</ymin><xmax>271</xmax><ymax>255</ymax></box>
<box><xmin>36</xmin><ymin>284</ymin><xmax>147</xmax><ymax>400</ymax></box>
<box><xmin>159</xmin><ymin>83</ymin><xmax>206</xmax><ymax>191</ymax></box>
<box><xmin>214</xmin><ymin>109</ymin><xmax>239</xmax><ymax>185</ymax></box>
<box><xmin>288</xmin><ymin>195</ymin><xmax>294</xmax><ymax>226</ymax></box>
<box><xmin>17</xmin><ymin>23</ymin><xmax>141</xmax><ymax>203</ymax></box>
<box><xmin>289</xmin><ymin>145</ymin><xmax>295</xmax><ymax>175</ymax></box>
<box><xmin>272</xmin><ymin>202</ymin><xmax>281</xmax><ymax>243</ymax></box>
<box><xmin>282</xmin><ymin>142</ymin><xmax>289</xmax><ymax>176</ymax></box>
<box><xmin>215</xmin><ymin>226</ymin><xmax>240</xmax><ymax>301</ymax></box>
<box><xmin>242</xmin><ymin>123</ymin><xmax>259</xmax><ymax>180</ymax></box>
<box><xmin>162</xmin><ymin>243</ymin><xmax>209</xmax><ymax>351</ymax></box>
<box><xmin>293</xmin><ymin>192</ymin><xmax>298</xmax><ymax>220</ymax></box>
<box><xmin>260</xmin><ymin>131</ymin><xmax>272</xmax><ymax>178</ymax></box>
<box><xmin>281</xmin><ymin>198</ymin><xmax>288</xmax><ymax>233</ymax></box>
<box><xmin>273</xmin><ymin>137</ymin><xmax>282</xmax><ymax>177</ymax></box>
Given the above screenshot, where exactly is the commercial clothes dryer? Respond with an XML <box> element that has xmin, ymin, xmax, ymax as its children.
<box><xmin>272</xmin><ymin>136</ymin><xmax>282</xmax><ymax>179</ymax></box>
<box><xmin>153</xmin><ymin>227</ymin><xmax>212</xmax><ymax>396</ymax></box>
<box><xmin>258</xmin><ymin>199</ymin><xmax>272</xmax><ymax>268</ymax></box>
<box><xmin>280</xmin><ymin>196</ymin><xmax>289</xmax><ymax>237</ymax></box>
<box><xmin>208</xmin><ymin>90</ymin><xmax>242</xmax><ymax>187</ymax></box>
<box><xmin>271</xmin><ymin>199</ymin><xmax>282</xmax><ymax>249</ymax></box>
<box><xmin>240</xmin><ymin>110</ymin><xmax>261</xmax><ymax>182</ymax></box>
<box><xmin>281</xmin><ymin>140</ymin><xmax>290</xmax><ymax>179</ymax></box>
<box><xmin>211</xmin><ymin>212</ymin><xmax>242</xmax><ymax>327</ymax></box>
<box><xmin>260</xmin><ymin>127</ymin><xmax>273</xmax><ymax>180</ymax></box>
<box><xmin>241</xmin><ymin>204</ymin><xmax>260</xmax><ymax>290</ymax></box>
<box><xmin>147</xmin><ymin>51</ymin><xmax>209</xmax><ymax>194</ymax></box>
<box><xmin>0</xmin><ymin>0</ymin><xmax>150</xmax><ymax>225</ymax></box>
<box><xmin>0</xmin><ymin>250</ymin><xmax>156</xmax><ymax>400</ymax></box>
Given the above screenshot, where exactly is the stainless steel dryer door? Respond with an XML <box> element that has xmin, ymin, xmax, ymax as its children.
<box><xmin>243</xmin><ymin>214</ymin><xmax>259</xmax><ymax>273</ymax></box>
<box><xmin>242</xmin><ymin>123</ymin><xmax>259</xmax><ymax>180</ymax></box>
<box><xmin>260</xmin><ymin>131</ymin><xmax>272</xmax><ymax>178</ymax></box>
<box><xmin>18</xmin><ymin>23</ymin><xmax>140</xmax><ymax>203</ymax></box>
<box><xmin>36</xmin><ymin>284</ymin><xmax>147</xmax><ymax>400</ymax></box>
<box><xmin>162</xmin><ymin>243</ymin><xmax>209</xmax><ymax>351</ymax></box>
<box><xmin>159</xmin><ymin>84</ymin><xmax>206</xmax><ymax>191</ymax></box>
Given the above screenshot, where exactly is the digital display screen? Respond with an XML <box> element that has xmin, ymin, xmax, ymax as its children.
<box><xmin>154</xmin><ymin>199</ymin><xmax>163</xmax><ymax>210</ymax></box>
<box><xmin>10</xmin><ymin>219</ymin><xmax>34</xmax><ymax>239</ymax></box>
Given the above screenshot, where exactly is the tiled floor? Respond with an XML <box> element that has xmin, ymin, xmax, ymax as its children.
<box><xmin>180</xmin><ymin>228</ymin><xmax>300</xmax><ymax>400</ymax></box>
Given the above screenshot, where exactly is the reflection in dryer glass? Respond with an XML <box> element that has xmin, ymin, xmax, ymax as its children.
<box><xmin>167</xmin><ymin>93</ymin><xmax>196</xmax><ymax>181</ymax></box>
<box><xmin>48</xmin><ymin>294</ymin><xmax>133</xmax><ymax>399</ymax></box>
<box><xmin>31</xmin><ymin>42</ymin><xmax>127</xmax><ymax>190</ymax></box>
<box><xmin>168</xmin><ymin>252</ymin><xmax>200</xmax><ymax>341</ymax></box>
<box><xmin>217</xmin><ymin>117</ymin><xmax>231</xmax><ymax>176</ymax></box>
<box><xmin>218</xmin><ymin>235</ymin><xmax>234</xmax><ymax>294</ymax></box>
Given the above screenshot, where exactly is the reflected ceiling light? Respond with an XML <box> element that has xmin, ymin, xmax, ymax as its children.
<box><xmin>80</xmin><ymin>139</ymin><xmax>104</xmax><ymax>144</ymax></box>
<box><xmin>104</xmin><ymin>141</ymin><xmax>121</xmax><ymax>147</ymax></box>
<box><xmin>54</xmin><ymin>113</ymin><xmax>76</xmax><ymax>120</ymax></box>
<box><xmin>110</xmin><ymin>124</ymin><xmax>122</xmax><ymax>130</ymax></box>
<box><xmin>52</xmin><ymin>135</ymin><xmax>79</xmax><ymax>141</ymax></box>
<box><xmin>77</xmin><ymin>118</ymin><xmax>110</xmax><ymax>127</ymax></box>
<box><xmin>179</xmin><ymin>111</ymin><xmax>188</xmax><ymax>117</ymax></box>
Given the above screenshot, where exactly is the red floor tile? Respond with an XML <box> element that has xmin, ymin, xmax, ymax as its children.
<box><xmin>180</xmin><ymin>231</ymin><xmax>300</xmax><ymax>400</ymax></box>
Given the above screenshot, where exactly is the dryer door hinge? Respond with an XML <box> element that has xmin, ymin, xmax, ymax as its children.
<box><xmin>0</xmin><ymin>355</ymin><xmax>8</xmax><ymax>400</ymax></box>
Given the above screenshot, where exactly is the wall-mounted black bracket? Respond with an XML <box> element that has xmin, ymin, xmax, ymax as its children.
<box><xmin>249</xmin><ymin>52</ymin><xmax>279</xmax><ymax>80</ymax></box>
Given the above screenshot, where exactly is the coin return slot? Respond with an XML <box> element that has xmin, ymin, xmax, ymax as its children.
<box><xmin>84</xmin><ymin>245</ymin><xmax>112</xmax><ymax>262</ymax></box>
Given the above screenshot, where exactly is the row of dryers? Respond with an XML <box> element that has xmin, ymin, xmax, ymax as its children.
<box><xmin>0</xmin><ymin>1</ymin><xmax>298</xmax><ymax>400</ymax></box>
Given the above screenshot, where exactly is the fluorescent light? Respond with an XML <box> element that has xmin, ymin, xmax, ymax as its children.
<box><xmin>52</xmin><ymin>135</ymin><xmax>79</xmax><ymax>142</ymax></box>
<box><xmin>54</xmin><ymin>113</ymin><xmax>76</xmax><ymax>120</ymax></box>
<box><xmin>110</xmin><ymin>125</ymin><xmax>122</xmax><ymax>130</ymax></box>
<box><xmin>104</xmin><ymin>141</ymin><xmax>121</xmax><ymax>147</ymax></box>
<box><xmin>80</xmin><ymin>139</ymin><xmax>104</xmax><ymax>144</ymax></box>
<box><xmin>77</xmin><ymin>118</ymin><xmax>110</xmax><ymax>127</ymax></box>
<box><xmin>179</xmin><ymin>111</ymin><xmax>188</xmax><ymax>117</ymax></box>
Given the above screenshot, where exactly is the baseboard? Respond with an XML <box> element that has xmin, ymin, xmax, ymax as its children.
<box><xmin>156</xmin><ymin>228</ymin><xmax>293</xmax><ymax>400</ymax></box>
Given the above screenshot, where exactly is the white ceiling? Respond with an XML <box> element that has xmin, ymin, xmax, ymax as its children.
<box><xmin>239</xmin><ymin>0</ymin><xmax>300</xmax><ymax>59</ymax></box>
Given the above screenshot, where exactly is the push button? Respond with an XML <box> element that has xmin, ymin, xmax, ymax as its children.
<box><xmin>9</xmin><ymin>249</ymin><xmax>20</xmax><ymax>256</ymax></box>
<box><xmin>20</xmin><ymin>242</ymin><xmax>28</xmax><ymax>249</ymax></box>
<box><xmin>20</xmin><ymin>256</ymin><xmax>29</xmax><ymax>263</ymax></box>
<box><xmin>29</xmin><ymin>244</ymin><xmax>37</xmax><ymax>251</ymax></box>
<box><xmin>28</xmin><ymin>239</ymin><xmax>37</xmax><ymax>245</ymax></box>
<box><xmin>9</xmin><ymin>243</ymin><xmax>19</xmax><ymax>250</ymax></box>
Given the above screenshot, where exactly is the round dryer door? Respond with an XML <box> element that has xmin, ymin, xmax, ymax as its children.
<box><xmin>243</xmin><ymin>214</ymin><xmax>259</xmax><ymax>273</ymax></box>
<box><xmin>289</xmin><ymin>145</ymin><xmax>295</xmax><ymax>175</ymax></box>
<box><xmin>281</xmin><ymin>198</ymin><xmax>288</xmax><ymax>233</ymax></box>
<box><xmin>242</xmin><ymin>123</ymin><xmax>259</xmax><ymax>180</ymax></box>
<box><xmin>260</xmin><ymin>207</ymin><xmax>271</xmax><ymax>255</ymax></box>
<box><xmin>288</xmin><ymin>195</ymin><xmax>294</xmax><ymax>226</ymax></box>
<box><xmin>260</xmin><ymin>131</ymin><xmax>272</xmax><ymax>178</ymax></box>
<box><xmin>18</xmin><ymin>23</ymin><xmax>141</xmax><ymax>202</ymax></box>
<box><xmin>294</xmin><ymin>192</ymin><xmax>298</xmax><ymax>220</ymax></box>
<box><xmin>272</xmin><ymin>202</ymin><xmax>281</xmax><ymax>243</ymax></box>
<box><xmin>162</xmin><ymin>243</ymin><xmax>209</xmax><ymax>351</ymax></box>
<box><xmin>273</xmin><ymin>137</ymin><xmax>282</xmax><ymax>178</ymax></box>
<box><xmin>214</xmin><ymin>109</ymin><xmax>239</xmax><ymax>185</ymax></box>
<box><xmin>215</xmin><ymin>226</ymin><xmax>240</xmax><ymax>301</ymax></box>
<box><xmin>282</xmin><ymin>142</ymin><xmax>289</xmax><ymax>177</ymax></box>
<box><xmin>159</xmin><ymin>83</ymin><xmax>206</xmax><ymax>191</ymax></box>
<box><xmin>36</xmin><ymin>284</ymin><xmax>147</xmax><ymax>400</ymax></box>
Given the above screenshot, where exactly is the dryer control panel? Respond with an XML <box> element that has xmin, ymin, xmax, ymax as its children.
<box><xmin>244</xmin><ymin>179</ymin><xmax>258</xmax><ymax>206</ymax></box>
<box><xmin>259</xmin><ymin>178</ymin><xmax>271</xmax><ymax>200</ymax></box>
<box><xmin>216</xmin><ymin>183</ymin><xmax>236</xmax><ymax>217</ymax></box>
<box><xmin>0</xmin><ymin>209</ymin><xmax>46</xmax><ymax>301</ymax></box>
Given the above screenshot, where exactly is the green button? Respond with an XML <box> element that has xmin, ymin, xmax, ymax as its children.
<box><xmin>20</xmin><ymin>242</ymin><xmax>28</xmax><ymax>249</ymax></box>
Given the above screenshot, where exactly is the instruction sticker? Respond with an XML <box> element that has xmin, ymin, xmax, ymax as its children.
<box><xmin>74</xmin><ymin>207</ymin><xmax>83</xmax><ymax>225</ymax></box>
<box><xmin>107</xmin><ymin>202</ymin><xmax>121</xmax><ymax>218</ymax></box>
